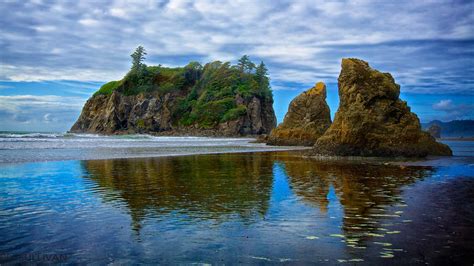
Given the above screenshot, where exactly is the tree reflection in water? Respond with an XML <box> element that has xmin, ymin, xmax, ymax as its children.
<box><xmin>83</xmin><ymin>151</ymin><xmax>432</xmax><ymax>247</ymax></box>
<box><xmin>82</xmin><ymin>153</ymin><xmax>274</xmax><ymax>231</ymax></box>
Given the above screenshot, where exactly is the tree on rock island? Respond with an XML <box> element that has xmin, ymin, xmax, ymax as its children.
<box><xmin>130</xmin><ymin>45</ymin><xmax>147</xmax><ymax>76</ymax></box>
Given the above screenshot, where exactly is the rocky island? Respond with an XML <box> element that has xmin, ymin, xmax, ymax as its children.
<box><xmin>313</xmin><ymin>58</ymin><xmax>452</xmax><ymax>157</ymax></box>
<box><xmin>71</xmin><ymin>47</ymin><xmax>452</xmax><ymax>158</ymax></box>
<box><xmin>71</xmin><ymin>47</ymin><xmax>276</xmax><ymax>136</ymax></box>
<box><xmin>265</xmin><ymin>82</ymin><xmax>331</xmax><ymax>146</ymax></box>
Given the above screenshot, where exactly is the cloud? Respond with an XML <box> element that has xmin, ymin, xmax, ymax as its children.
<box><xmin>109</xmin><ymin>8</ymin><xmax>128</xmax><ymax>18</ymax></box>
<box><xmin>432</xmin><ymin>99</ymin><xmax>474</xmax><ymax>120</ymax></box>
<box><xmin>433</xmin><ymin>100</ymin><xmax>455</xmax><ymax>110</ymax></box>
<box><xmin>78</xmin><ymin>18</ymin><xmax>100</xmax><ymax>27</ymax></box>
<box><xmin>0</xmin><ymin>95</ymin><xmax>85</xmax><ymax>131</ymax></box>
<box><xmin>0</xmin><ymin>0</ymin><xmax>472</xmax><ymax>94</ymax></box>
<box><xmin>0</xmin><ymin>95</ymin><xmax>84</xmax><ymax>109</ymax></box>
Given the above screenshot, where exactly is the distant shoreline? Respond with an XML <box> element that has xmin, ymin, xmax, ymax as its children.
<box><xmin>440</xmin><ymin>137</ymin><xmax>474</xmax><ymax>141</ymax></box>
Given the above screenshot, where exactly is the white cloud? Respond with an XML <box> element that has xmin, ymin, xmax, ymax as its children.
<box><xmin>432</xmin><ymin>99</ymin><xmax>474</xmax><ymax>120</ymax></box>
<box><xmin>0</xmin><ymin>64</ymin><xmax>124</xmax><ymax>82</ymax></box>
<box><xmin>79</xmin><ymin>18</ymin><xmax>100</xmax><ymax>27</ymax></box>
<box><xmin>44</xmin><ymin>113</ymin><xmax>53</xmax><ymax>122</ymax></box>
<box><xmin>0</xmin><ymin>95</ymin><xmax>85</xmax><ymax>111</ymax></box>
<box><xmin>34</xmin><ymin>25</ymin><xmax>56</xmax><ymax>32</ymax></box>
<box><xmin>109</xmin><ymin>7</ymin><xmax>128</xmax><ymax>18</ymax></box>
<box><xmin>0</xmin><ymin>94</ymin><xmax>87</xmax><ymax>130</ymax></box>
<box><xmin>433</xmin><ymin>99</ymin><xmax>454</xmax><ymax>110</ymax></box>
<box><xmin>0</xmin><ymin>0</ymin><xmax>472</xmax><ymax>94</ymax></box>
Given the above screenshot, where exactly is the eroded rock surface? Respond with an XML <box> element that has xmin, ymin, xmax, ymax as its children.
<box><xmin>266</xmin><ymin>82</ymin><xmax>331</xmax><ymax>146</ymax></box>
<box><xmin>70</xmin><ymin>91</ymin><xmax>276</xmax><ymax>136</ymax></box>
<box><xmin>313</xmin><ymin>58</ymin><xmax>452</xmax><ymax>157</ymax></box>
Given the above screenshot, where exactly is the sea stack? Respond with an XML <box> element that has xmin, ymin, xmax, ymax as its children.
<box><xmin>266</xmin><ymin>82</ymin><xmax>331</xmax><ymax>146</ymax></box>
<box><xmin>70</xmin><ymin>58</ymin><xmax>277</xmax><ymax>136</ymax></box>
<box><xmin>313</xmin><ymin>58</ymin><xmax>452</xmax><ymax>157</ymax></box>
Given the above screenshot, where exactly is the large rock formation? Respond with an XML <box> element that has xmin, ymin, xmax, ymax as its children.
<box><xmin>70</xmin><ymin>59</ymin><xmax>277</xmax><ymax>136</ymax></box>
<box><xmin>70</xmin><ymin>90</ymin><xmax>276</xmax><ymax>136</ymax></box>
<box><xmin>313</xmin><ymin>58</ymin><xmax>452</xmax><ymax>157</ymax></box>
<box><xmin>266</xmin><ymin>82</ymin><xmax>331</xmax><ymax>146</ymax></box>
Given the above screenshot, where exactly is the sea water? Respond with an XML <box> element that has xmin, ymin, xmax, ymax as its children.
<box><xmin>0</xmin><ymin>132</ymin><xmax>306</xmax><ymax>163</ymax></box>
<box><xmin>0</xmin><ymin>134</ymin><xmax>473</xmax><ymax>264</ymax></box>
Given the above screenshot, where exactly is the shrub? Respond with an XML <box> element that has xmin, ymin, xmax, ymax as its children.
<box><xmin>191</xmin><ymin>97</ymin><xmax>235</xmax><ymax>127</ymax></box>
<box><xmin>221</xmin><ymin>105</ymin><xmax>247</xmax><ymax>122</ymax></box>
<box><xmin>93</xmin><ymin>80</ymin><xmax>122</xmax><ymax>96</ymax></box>
<box><xmin>136</xmin><ymin>119</ymin><xmax>145</xmax><ymax>129</ymax></box>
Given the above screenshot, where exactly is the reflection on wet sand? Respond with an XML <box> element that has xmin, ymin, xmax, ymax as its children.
<box><xmin>84</xmin><ymin>152</ymin><xmax>431</xmax><ymax>243</ymax></box>
<box><xmin>78</xmin><ymin>151</ymin><xmax>472</xmax><ymax>263</ymax></box>
<box><xmin>83</xmin><ymin>153</ymin><xmax>274</xmax><ymax>230</ymax></box>
<box><xmin>1</xmin><ymin>150</ymin><xmax>472</xmax><ymax>264</ymax></box>
<box><xmin>279</xmin><ymin>154</ymin><xmax>433</xmax><ymax>250</ymax></box>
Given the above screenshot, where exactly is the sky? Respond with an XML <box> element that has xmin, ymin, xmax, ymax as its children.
<box><xmin>0</xmin><ymin>0</ymin><xmax>473</xmax><ymax>132</ymax></box>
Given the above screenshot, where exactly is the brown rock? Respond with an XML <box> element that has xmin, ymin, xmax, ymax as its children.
<box><xmin>313</xmin><ymin>58</ymin><xmax>452</xmax><ymax>157</ymax></box>
<box><xmin>70</xmin><ymin>91</ymin><xmax>276</xmax><ymax>136</ymax></box>
<box><xmin>266</xmin><ymin>82</ymin><xmax>331</xmax><ymax>146</ymax></box>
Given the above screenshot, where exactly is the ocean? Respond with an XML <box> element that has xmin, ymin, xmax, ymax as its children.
<box><xmin>0</xmin><ymin>132</ymin><xmax>307</xmax><ymax>164</ymax></box>
<box><xmin>0</xmin><ymin>133</ymin><xmax>473</xmax><ymax>264</ymax></box>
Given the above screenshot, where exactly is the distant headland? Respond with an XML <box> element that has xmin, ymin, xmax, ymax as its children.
<box><xmin>422</xmin><ymin>120</ymin><xmax>474</xmax><ymax>139</ymax></box>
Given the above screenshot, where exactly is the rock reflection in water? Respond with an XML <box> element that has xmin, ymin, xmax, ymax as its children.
<box><xmin>280</xmin><ymin>154</ymin><xmax>432</xmax><ymax>250</ymax></box>
<box><xmin>82</xmin><ymin>153</ymin><xmax>274</xmax><ymax>230</ymax></box>
<box><xmin>1</xmin><ymin>151</ymin><xmax>472</xmax><ymax>264</ymax></box>
<box><xmin>83</xmin><ymin>152</ymin><xmax>431</xmax><ymax>244</ymax></box>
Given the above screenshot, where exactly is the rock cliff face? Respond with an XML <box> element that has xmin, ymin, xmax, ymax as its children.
<box><xmin>70</xmin><ymin>91</ymin><xmax>276</xmax><ymax>136</ymax></box>
<box><xmin>266</xmin><ymin>82</ymin><xmax>331</xmax><ymax>146</ymax></box>
<box><xmin>71</xmin><ymin>58</ymin><xmax>277</xmax><ymax>136</ymax></box>
<box><xmin>313</xmin><ymin>58</ymin><xmax>452</xmax><ymax>157</ymax></box>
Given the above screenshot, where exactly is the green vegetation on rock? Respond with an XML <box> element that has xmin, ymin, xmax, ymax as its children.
<box><xmin>92</xmin><ymin>46</ymin><xmax>273</xmax><ymax>129</ymax></box>
<box><xmin>94</xmin><ymin>80</ymin><xmax>122</xmax><ymax>96</ymax></box>
<box><xmin>222</xmin><ymin>105</ymin><xmax>248</xmax><ymax>122</ymax></box>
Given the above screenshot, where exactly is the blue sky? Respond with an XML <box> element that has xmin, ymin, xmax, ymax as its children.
<box><xmin>0</xmin><ymin>0</ymin><xmax>473</xmax><ymax>132</ymax></box>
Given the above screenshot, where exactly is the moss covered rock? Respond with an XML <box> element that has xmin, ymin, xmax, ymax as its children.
<box><xmin>266</xmin><ymin>82</ymin><xmax>331</xmax><ymax>146</ymax></box>
<box><xmin>313</xmin><ymin>58</ymin><xmax>452</xmax><ymax>157</ymax></box>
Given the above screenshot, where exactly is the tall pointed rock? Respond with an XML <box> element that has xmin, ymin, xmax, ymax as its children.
<box><xmin>314</xmin><ymin>58</ymin><xmax>452</xmax><ymax>157</ymax></box>
<box><xmin>267</xmin><ymin>82</ymin><xmax>331</xmax><ymax>146</ymax></box>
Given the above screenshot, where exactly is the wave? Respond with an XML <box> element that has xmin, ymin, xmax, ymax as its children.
<box><xmin>0</xmin><ymin>132</ymin><xmax>254</xmax><ymax>143</ymax></box>
<box><xmin>0</xmin><ymin>132</ymin><xmax>103</xmax><ymax>139</ymax></box>
<box><xmin>0</xmin><ymin>132</ymin><xmax>64</xmax><ymax>139</ymax></box>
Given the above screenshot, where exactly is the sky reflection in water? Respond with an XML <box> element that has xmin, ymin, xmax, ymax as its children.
<box><xmin>0</xmin><ymin>151</ymin><xmax>473</xmax><ymax>264</ymax></box>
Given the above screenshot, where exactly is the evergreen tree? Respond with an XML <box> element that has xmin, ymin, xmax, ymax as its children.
<box><xmin>130</xmin><ymin>46</ymin><xmax>147</xmax><ymax>74</ymax></box>
<box><xmin>237</xmin><ymin>55</ymin><xmax>255</xmax><ymax>73</ymax></box>
<box><xmin>255</xmin><ymin>61</ymin><xmax>270</xmax><ymax>97</ymax></box>
<box><xmin>184</xmin><ymin>61</ymin><xmax>203</xmax><ymax>83</ymax></box>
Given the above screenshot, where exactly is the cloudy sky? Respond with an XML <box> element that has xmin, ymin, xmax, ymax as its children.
<box><xmin>0</xmin><ymin>0</ymin><xmax>473</xmax><ymax>132</ymax></box>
